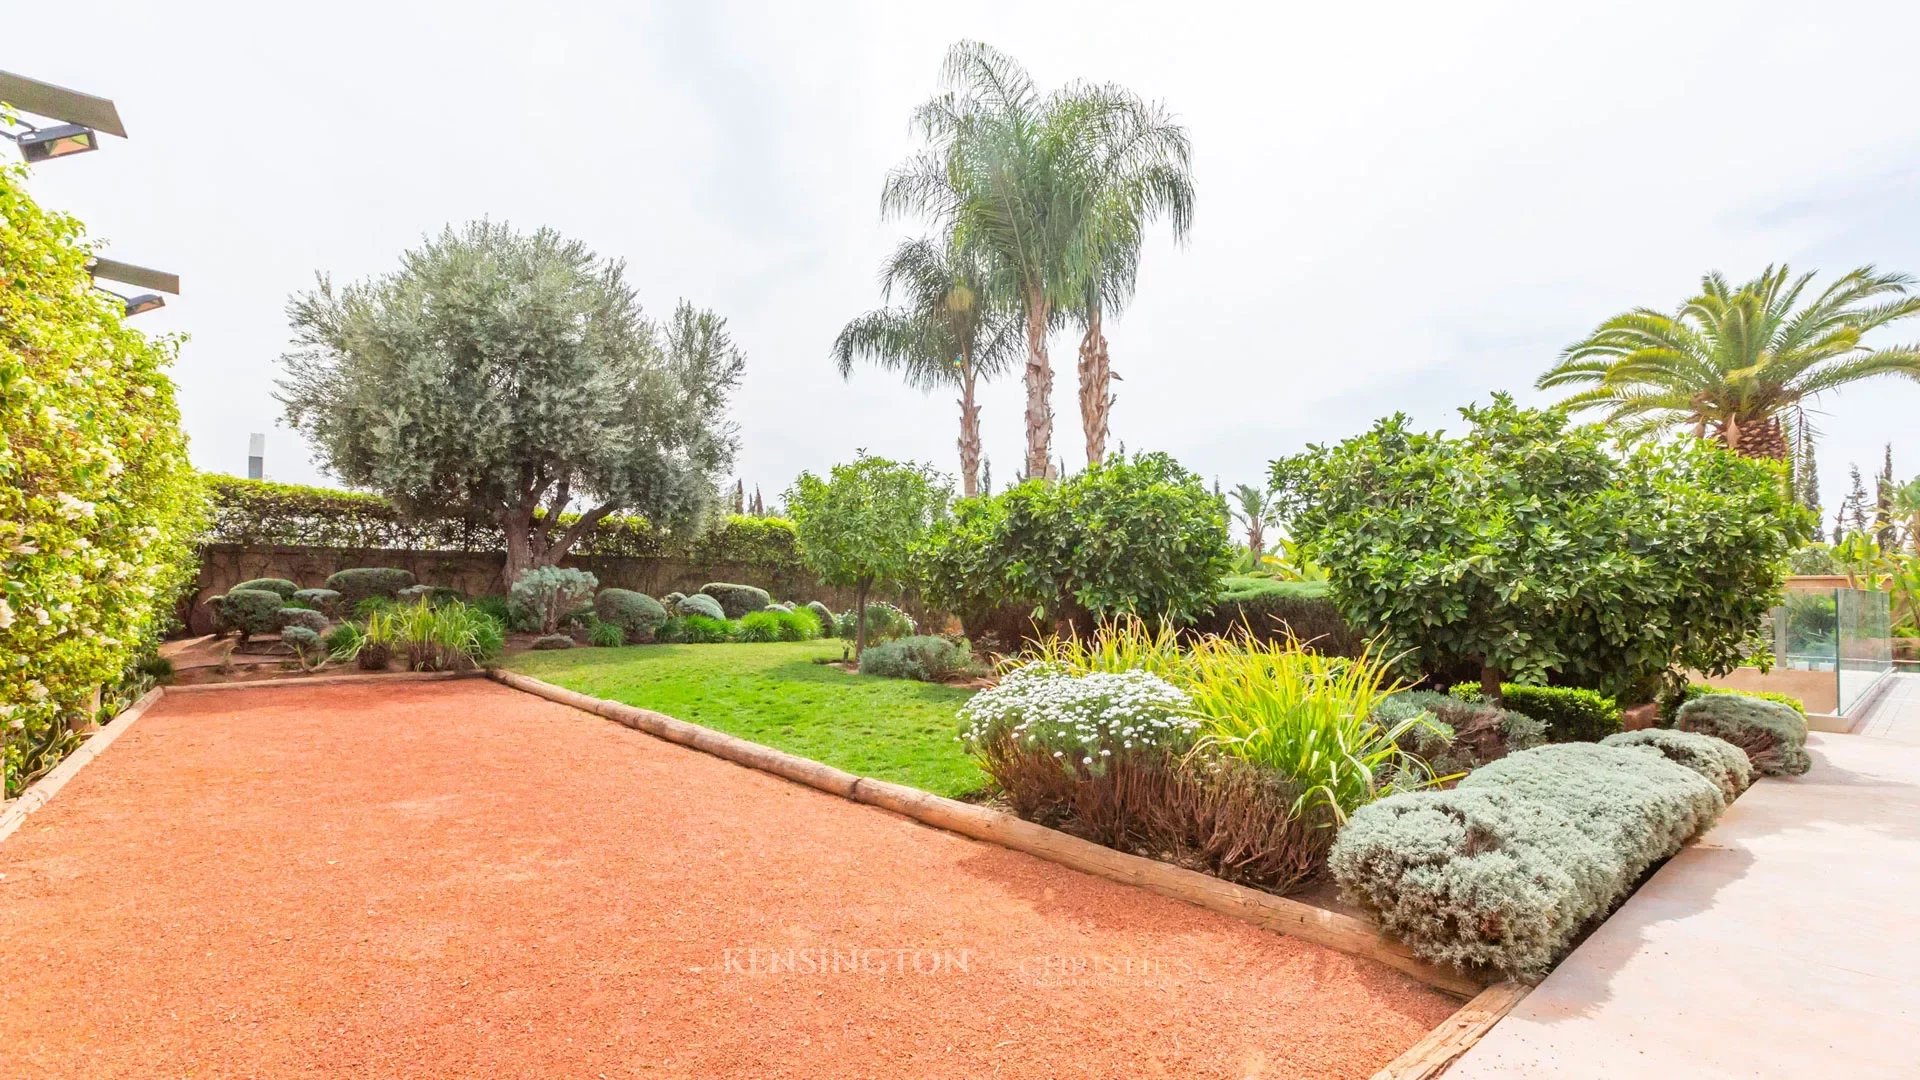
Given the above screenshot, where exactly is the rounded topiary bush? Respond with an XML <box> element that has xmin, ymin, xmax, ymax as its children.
<box><xmin>1674</xmin><ymin>694</ymin><xmax>1811</xmax><ymax>777</ymax></box>
<box><xmin>232</xmin><ymin>577</ymin><xmax>299</xmax><ymax>600</ymax></box>
<box><xmin>858</xmin><ymin>635</ymin><xmax>975</xmax><ymax>681</ymax></box>
<box><xmin>663</xmin><ymin>591</ymin><xmax>686</xmax><ymax>607</ymax></box>
<box><xmin>215</xmin><ymin>588</ymin><xmax>287</xmax><ymax>640</ymax></box>
<box><xmin>530</xmin><ymin>633</ymin><xmax>575</xmax><ymax>650</ymax></box>
<box><xmin>673</xmin><ymin>592</ymin><xmax>726</xmax><ymax>620</ymax></box>
<box><xmin>1374</xmin><ymin>690</ymin><xmax>1546</xmax><ymax>775</ymax></box>
<box><xmin>280</xmin><ymin>625</ymin><xmax>325</xmax><ymax>666</ymax></box>
<box><xmin>397</xmin><ymin>584</ymin><xmax>466</xmax><ymax>606</ymax></box>
<box><xmin>293</xmin><ymin>587</ymin><xmax>343</xmax><ymax>616</ymax></box>
<box><xmin>275</xmin><ymin>607</ymin><xmax>330</xmax><ymax>635</ymax></box>
<box><xmin>594</xmin><ymin>588</ymin><xmax>669</xmax><ymax>643</ymax></box>
<box><xmin>1331</xmin><ymin>742</ymin><xmax>1726</xmax><ymax>980</ymax></box>
<box><xmin>324</xmin><ymin>567</ymin><xmax>416</xmax><ymax>608</ymax></box>
<box><xmin>804</xmin><ymin>600</ymin><xmax>836</xmax><ymax>634</ymax></box>
<box><xmin>700</xmin><ymin>582</ymin><xmax>772</xmax><ymax>619</ymax></box>
<box><xmin>1602</xmin><ymin>729</ymin><xmax>1754</xmax><ymax>803</ymax></box>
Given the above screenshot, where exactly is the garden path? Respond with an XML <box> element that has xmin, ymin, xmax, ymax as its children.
<box><xmin>0</xmin><ymin>678</ymin><xmax>1452</xmax><ymax>1079</ymax></box>
<box><xmin>1449</xmin><ymin>721</ymin><xmax>1920</xmax><ymax>1078</ymax></box>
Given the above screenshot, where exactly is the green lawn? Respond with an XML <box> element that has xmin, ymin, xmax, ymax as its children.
<box><xmin>505</xmin><ymin>640</ymin><xmax>984</xmax><ymax>797</ymax></box>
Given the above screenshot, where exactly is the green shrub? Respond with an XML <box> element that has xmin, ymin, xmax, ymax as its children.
<box><xmin>470</xmin><ymin>595</ymin><xmax>511</xmax><ymax>626</ymax></box>
<box><xmin>280</xmin><ymin>625</ymin><xmax>326</xmax><ymax>669</ymax></box>
<box><xmin>1452</xmin><ymin>683</ymin><xmax>1622</xmax><ymax>743</ymax></box>
<box><xmin>232</xmin><ymin>577</ymin><xmax>299</xmax><ymax>599</ymax></box>
<box><xmin>323</xmin><ymin>622</ymin><xmax>362</xmax><ymax>659</ymax></box>
<box><xmin>1657</xmin><ymin>682</ymin><xmax>1807</xmax><ymax>727</ymax></box>
<box><xmin>1273</xmin><ymin>397</ymin><xmax>1807</xmax><ymax>702</ymax></box>
<box><xmin>1374</xmin><ymin>691</ymin><xmax>1546</xmax><ymax>775</ymax></box>
<box><xmin>594</xmin><ymin>588</ymin><xmax>668</xmax><ymax>643</ymax></box>
<box><xmin>510</xmin><ymin>566</ymin><xmax>599</xmax><ymax>634</ymax></box>
<box><xmin>1194</xmin><ymin>577</ymin><xmax>1356</xmax><ymax>653</ymax></box>
<box><xmin>324</xmin><ymin>567</ymin><xmax>417</xmax><ymax>608</ymax></box>
<box><xmin>216</xmin><ymin>588</ymin><xmax>286</xmax><ymax>640</ymax></box>
<box><xmin>1602</xmin><ymin>729</ymin><xmax>1754</xmax><ymax>803</ymax></box>
<box><xmin>774</xmin><ymin>608</ymin><xmax>818</xmax><ymax>642</ymax></box>
<box><xmin>586</xmin><ymin>619</ymin><xmax>626</xmax><ymax>648</ymax></box>
<box><xmin>374</xmin><ymin>600</ymin><xmax>505</xmax><ymax>671</ymax></box>
<box><xmin>736</xmin><ymin>610</ymin><xmax>786</xmax><ymax>642</ymax></box>
<box><xmin>1674</xmin><ymin>694</ymin><xmax>1811</xmax><ymax>776</ymax></box>
<box><xmin>700</xmin><ymin>582</ymin><xmax>772</xmax><ymax>618</ymax></box>
<box><xmin>1331</xmin><ymin>742</ymin><xmax>1726</xmax><ymax>980</ymax></box>
<box><xmin>531</xmin><ymin>633</ymin><xmax>575</xmax><ymax>650</ymax></box>
<box><xmin>275</xmin><ymin>607</ymin><xmax>330</xmax><ymax>635</ymax></box>
<box><xmin>673</xmin><ymin>592</ymin><xmax>726</xmax><ymax>620</ymax></box>
<box><xmin>859</xmin><ymin>635</ymin><xmax>975</xmax><ymax>681</ymax></box>
<box><xmin>835</xmin><ymin>601</ymin><xmax>914</xmax><ymax>644</ymax></box>
<box><xmin>924</xmin><ymin>452</ymin><xmax>1231</xmax><ymax>630</ymax></box>
<box><xmin>293</xmin><ymin>588</ymin><xmax>343</xmax><ymax>616</ymax></box>
<box><xmin>676</xmin><ymin>614</ymin><xmax>736</xmax><ymax>643</ymax></box>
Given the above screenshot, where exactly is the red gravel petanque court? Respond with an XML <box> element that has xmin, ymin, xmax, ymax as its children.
<box><xmin>0</xmin><ymin>679</ymin><xmax>1455</xmax><ymax>1078</ymax></box>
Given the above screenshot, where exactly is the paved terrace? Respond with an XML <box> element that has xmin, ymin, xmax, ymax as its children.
<box><xmin>1451</xmin><ymin>672</ymin><xmax>1920</xmax><ymax>1079</ymax></box>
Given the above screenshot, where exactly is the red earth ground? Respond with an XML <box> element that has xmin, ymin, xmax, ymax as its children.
<box><xmin>0</xmin><ymin>679</ymin><xmax>1454</xmax><ymax>1078</ymax></box>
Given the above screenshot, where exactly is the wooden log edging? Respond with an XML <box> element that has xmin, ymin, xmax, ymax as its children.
<box><xmin>1370</xmin><ymin>980</ymin><xmax>1531</xmax><ymax>1079</ymax></box>
<box><xmin>488</xmin><ymin>668</ymin><xmax>1487</xmax><ymax>999</ymax></box>
<box><xmin>0</xmin><ymin>688</ymin><xmax>164</xmax><ymax>845</ymax></box>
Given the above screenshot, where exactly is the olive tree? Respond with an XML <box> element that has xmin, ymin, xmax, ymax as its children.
<box><xmin>786</xmin><ymin>456</ymin><xmax>950</xmax><ymax>658</ymax></box>
<box><xmin>1271</xmin><ymin>396</ymin><xmax>1809</xmax><ymax>702</ymax></box>
<box><xmin>277</xmin><ymin>221</ymin><xmax>743</xmax><ymax>585</ymax></box>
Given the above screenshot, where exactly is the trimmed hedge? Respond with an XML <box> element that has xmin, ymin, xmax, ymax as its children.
<box><xmin>1675</xmin><ymin>694</ymin><xmax>1811</xmax><ymax>777</ymax></box>
<box><xmin>216</xmin><ymin>588</ymin><xmax>287</xmax><ymax>640</ymax></box>
<box><xmin>1453</xmin><ymin>682</ymin><xmax>1622</xmax><ymax>743</ymax></box>
<box><xmin>1658</xmin><ymin>682</ymin><xmax>1807</xmax><ymax>727</ymax></box>
<box><xmin>672</xmin><ymin>592</ymin><xmax>726</xmax><ymax>620</ymax></box>
<box><xmin>293</xmin><ymin>588</ymin><xmax>343</xmax><ymax>616</ymax></box>
<box><xmin>3</xmin><ymin>165</ymin><xmax>207</xmax><ymax>796</ymax></box>
<box><xmin>274</xmin><ymin>607</ymin><xmax>331</xmax><ymax>635</ymax></box>
<box><xmin>1331</xmin><ymin>742</ymin><xmax>1726</xmax><ymax>980</ymax></box>
<box><xmin>594</xmin><ymin>589</ymin><xmax>669</xmax><ymax>643</ymax></box>
<box><xmin>1193</xmin><ymin>577</ymin><xmax>1356</xmax><ymax>653</ymax></box>
<box><xmin>232</xmin><ymin>577</ymin><xmax>298</xmax><ymax>599</ymax></box>
<box><xmin>323</xmin><ymin>567</ymin><xmax>416</xmax><ymax>608</ymax></box>
<box><xmin>1602</xmin><ymin>729</ymin><xmax>1754</xmax><ymax>803</ymax></box>
<box><xmin>700</xmin><ymin>582</ymin><xmax>772</xmax><ymax>619</ymax></box>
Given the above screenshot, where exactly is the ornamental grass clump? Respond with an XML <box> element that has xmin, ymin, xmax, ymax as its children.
<box><xmin>1674</xmin><ymin>693</ymin><xmax>1811</xmax><ymax>776</ymax></box>
<box><xmin>1330</xmin><ymin>742</ymin><xmax>1727</xmax><ymax>980</ymax></box>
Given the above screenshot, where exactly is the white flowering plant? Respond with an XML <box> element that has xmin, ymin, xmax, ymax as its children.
<box><xmin>958</xmin><ymin>663</ymin><xmax>1198</xmax><ymax>774</ymax></box>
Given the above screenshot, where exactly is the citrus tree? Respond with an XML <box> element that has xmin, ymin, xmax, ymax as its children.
<box><xmin>1272</xmin><ymin>396</ymin><xmax>1808</xmax><ymax>702</ymax></box>
<box><xmin>786</xmin><ymin>456</ymin><xmax>950</xmax><ymax>658</ymax></box>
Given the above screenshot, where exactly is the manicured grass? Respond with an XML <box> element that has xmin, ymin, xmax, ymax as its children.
<box><xmin>505</xmin><ymin>640</ymin><xmax>984</xmax><ymax>797</ymax></box>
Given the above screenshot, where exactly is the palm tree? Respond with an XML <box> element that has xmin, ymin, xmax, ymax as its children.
<box><xmin>1228</xmin><ymin>483</ymin><xmax>1277</xmax><ymax>560</ymax></box>
<box><xmin>833</xmin><ymin>235</ymin><xmax>1019</xmax><ymax>497</ymax></box>
<box><xmin>883</xmin><ymin>41</ymin><xmax>1192</xmax><ymax>478</ymax></box>
<box><xmin>1062</xmin><ymin>90</ymin><xmax>1194</xmax><ymax>466</ymax></box>
<box><xmin>1538</xmin><ymin>266</ymin><xmax>1920</xmax><ymax>458</ymax></box>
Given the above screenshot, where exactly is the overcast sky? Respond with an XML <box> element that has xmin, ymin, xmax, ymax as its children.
<box><xmin>17</xmin><ymin>1</ymin><xmax>1920</xmax><ymax>523</ymax></box>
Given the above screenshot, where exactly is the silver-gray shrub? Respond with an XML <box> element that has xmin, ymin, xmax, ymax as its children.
<box><xmin>510</xmin><ymin>566</ymin><xmax>598</xmax><ymax>635</ymax></box>
<box><xmin>1330</xmin><ymin>742</ymin><xmax>1725</xmax><ymax>980</ymax></box>
<box><xmin>671</xmin><ymin>592</ymin><xmax>725</xmax><ymax>620</ymax></box>
<box><xmin>1602</xmin><ymin>729</ymin><xmax>1753</xmax><ymax>803</ymax></box>
<box><xmin>1674</xmin><ymin>693</ymin><xmax>1811</xmax><ymax>777</ymax></box>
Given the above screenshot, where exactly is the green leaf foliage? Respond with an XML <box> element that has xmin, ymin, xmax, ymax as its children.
<box><xmin>1</xmin><ymin>165</ymin><xmax>208</xmax><ymax>796</ymax></box>
<box><xmin>1450</xmin><ymin>683</ymin><xmax>1623</xmax><ymax>743</ymax></box>
<box><xmin>1273</xmin><ymin>396</ymin><xmax>1809</xmax><ymax>702</ymax></box>
<box><xmin>787</xmin><ymin>455</ymin><xmax>949</xmax><ymax>655</ymax></box>
<box><xmin>924</xmin><ymin>451</ymin><xmax>1231</xmax><ymax>630</ymax></box>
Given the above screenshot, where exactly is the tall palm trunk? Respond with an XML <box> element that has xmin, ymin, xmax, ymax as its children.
<box><xmin>1077</xmin><ymin>296</ymin><xmax>1112</xmax><ymax>466</ymax></box>
<box><xmin>1023</xmin><ymin>286</ymin><xmax>1054</xmax><ymax>480</ymax></box>
<box><xmin>957</xmin><ymin>358</ymin><xmax>982</xmax><ymax>498</ymax></box>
